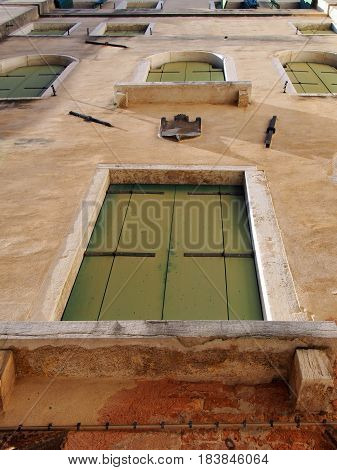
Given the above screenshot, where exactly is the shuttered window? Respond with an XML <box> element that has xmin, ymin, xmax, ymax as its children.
<box><xmin>0</xmin><ymin>65</ymin><xmax>65</xmax><ymax>98</ymax></box>
<box><xmin>29</xmin><ymin>28</ymin><xmax>69</xmax><ymax>36</ymax></box>
<box><xmin>62</xmin><ymin>184</ymin><xmax>262</xmax><ymax>321</ymax></box>
<box><xmin>103</xmin><ymin>24</ymin><xmax>149</xmax><ymax>36</ymax></box>
<box><xmin>147</xmin><ymin>61</ymin><xmax>225</xmax><ymax>82</ymax></box>
<box><xmin>127</xmin><ymin>1</ymin><xmax>158</xmax><ymax>9</ymax></box>
<box><xmin>296</xmin><ymin>24</ymin><xmax>335</xmax><ymax>35</ymax></box>
<box><xmin>285</xmin><ymin>62</ymin><xmax>337</xmax><ymax>94</ymax></box>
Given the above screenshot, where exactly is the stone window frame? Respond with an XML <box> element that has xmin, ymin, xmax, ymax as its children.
<box><xmin>115</xmin><ymin>0</ymin><xmax>164</xmax><ymax>9</ymax></box>
<box><xmin>89</xmin><ymin>21</ymin><xmax>154</xmax><ymax>37</ymax></box>
<box><xmin>0</xmin><ymin>54</ymin><xmax>79</xmax><ymax>101</ymax></box>
<box><xmin>131</xmin><ymin>50</ymin><xmax>238</xmax><ymax>83</ymax></box>
<box><xmin>114</xmin><ymin>51</ymin><xmax>251</xmax><ymax>107</ymax></box>
<box><xmin>288</xmin><ymin>21</ymin><xmax>337</xmax><ymax>35</ymax></box>
<box><xmin>10</xmin><ymin>22</ymin><xmax>81</xmax><ymax>37</ymax></box>
<box><xmin>273</xmin><ymin>50</ymin><xmax>337</xmax><ymax>96</ymax></box>
<box><xmin>30</xmin><ymin>164</ymin><xmax>305</xmax><ymax>323</ymax></box>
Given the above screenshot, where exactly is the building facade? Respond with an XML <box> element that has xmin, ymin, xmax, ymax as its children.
<box><xmin>0</xmin><ymin>0</ymin><xmax>336</xmax><ymax>449</ymax></box>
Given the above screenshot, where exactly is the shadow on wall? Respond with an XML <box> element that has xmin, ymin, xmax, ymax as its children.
<box><xmin>127</xmin><ymin>102</ymin><xmax>337</xmax><ymax>162</ymax></box>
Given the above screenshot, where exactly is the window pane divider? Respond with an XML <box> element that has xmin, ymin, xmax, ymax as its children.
<box><xmin>85</xmin><ymin>251</ymin><xmax>155</xmax><ymax>258</ymax></box>
<box><xmin>107</xmin><ymin>190</ymin><xmax>164</xmax><ymax>195</ymax></box>
<box><xmin>219</xmin><ymin>190</ymin><xmax>230</xmax><ymax>320</ymax></box>
<box><xmin>184</xmin><ymin>252</ymin><xmax>254</xmax><ymax>258</ymax></box>
<box><xmin>187</xmin><ymin>191</ymin><xmax>243</xmax><ymax>196</ymax></box>
<box><xmin>96</xmin><ymin>190</ymin><xmax>133</xmax><ymax>320</ymax></box>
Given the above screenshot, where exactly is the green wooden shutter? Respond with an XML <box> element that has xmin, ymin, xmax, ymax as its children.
<box><xmin>163</xmin><ymin>185</ymin><xmax>228</xmax><ymax>320</ymax></box>
<box><xmin>309</xmin><ymin>63</ymin><xmax>337</xmax><ymax>93</ymax></box>
<box><xmin>62</xmin><ymin>188</ymin><xmax>132</xmax><ymax>321</ymax></box>
<box><xmin>63</xmin><ymin>184</ymin><xmax>263</xmax><ymax>322</ymax></box>
<box><xmin>161</xmin><ymin>62</ymin><xmax>186</xmax><ymax>82</ymax></box>
<box><xmin>99</xmin><ymin>185</ymin><xmax>175</xmax><ymax>320</ymax></box>
<box><xmin>285</xmin><ymin>62</ymin><xmax>337</xmax><ymax>94</ymax></box>
<box><xmin>0</xmin><ymin>65</ymin><xmax>64</xmax><ymax>98</ymax></box>
<box><xmin>226</xmin><ymin>257</ymin><xmax>262</xmax><ymax>321</ymax></box>
<box><xmin>147</xmin><ymin>62</ymin><xmax>225</xmax><ymax>83</ymax></box>
<box><xmin>220</xmin><ymin>187</ymin><xmax>262</xmax><ymax>321</ymax></box>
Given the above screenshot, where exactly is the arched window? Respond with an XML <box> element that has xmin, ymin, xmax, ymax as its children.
<box><xmin>141</xmin><ymin>51</ymin><xmax>234</xmax><ymax>83</ymax></box>
<box><xmin>284</xmin><ymin>62</ymin><xmax>337</xmax><ymax>94</ymax></box>
<box><xmin>274</xmin><ymin>51</ymin><xmax>337</xmax><ymax>95</ymax></box>
<box><xmin>114</xmin><ymin>51</ymin><xmax>248</xmax><ymax>108</ymax></box>
<box><xmin>0</xmin><ymin>55</ymin><xmax>78</xmax><ymax>99</ymax></box>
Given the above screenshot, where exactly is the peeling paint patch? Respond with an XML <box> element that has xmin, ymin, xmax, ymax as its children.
<box><xmin>97</xmin><ymin>379</ymin><xmax>336</xmax><ymax>425</ymax></box>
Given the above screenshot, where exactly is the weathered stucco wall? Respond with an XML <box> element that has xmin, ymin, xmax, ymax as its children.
<box><xmin>0</xmin><ymin>322</ymin><xmax>336</xmax><ymax>433</ymax></box>
<box><xmin>0</xmin><ymin>3</ymin><xmax>336</xmax><ymax>451</ymax></box>
<box><xmin>1</xmin><ymin>375</ymin><xmax>337</xmax><ymax>449</ymax></box>
<box><xmin>0</xmin><ymin>12</ymin><xmax>336</xmax><ymax>322</ymax></box>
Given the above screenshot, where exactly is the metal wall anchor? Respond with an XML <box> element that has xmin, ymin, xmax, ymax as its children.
<box><xmin>69</xmin><ymin>111</ymin><xmax>113</xmax><ymax>128</ymax></box>
<box><xmin>85</xmin><ymin>40</ymin><xmax>128</xmax><ymax>49</ymax></box>
<box><xmin>265</xmin><ymin>115</ymin><xmax>277</xmax><ymax>148</ymax></box>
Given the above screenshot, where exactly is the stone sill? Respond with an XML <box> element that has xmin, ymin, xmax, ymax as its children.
<box><xmin>115</xmin><ymin>81</ymin><xmax>252</xmax><ymax>107</ymax></box>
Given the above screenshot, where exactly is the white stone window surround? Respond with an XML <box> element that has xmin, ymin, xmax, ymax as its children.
<box><xmin>10</xmin><ymin>22</ymin><xmax>81</xmax><ymax>37</ymax></box>
<box><xmin>131</xmin><ymin>50</ymin><xmax>238</xmax><ymax>83</ymax></box>
<box><xmin>29</xmin><ymin>164</ymin><xmax>305</xmax><ymax>323</ymax></box>
<box><xmin>273</xmin><ymin>50</ymin><xmax>337</xmax><ymax>96</ymax></box>
<box><xmin>330</xmin><ymin>4</ymin><xmax>337</xmax><ymax>23</ymax></box>
<box><xmin>114</xmin><ymin>50</ymin><xmax>250</xmax><ymax>107</ymax></box>
<box><xmin>115</xmin><ymin>0</ymin><xmax>164</xmax><ymax>9</ymax></box>
<box><xmin>288</xmin><ymin>21</ymin><xmax>337</xmax><ymax>35</ymax></box>
<box><xmin>89</xmin><ymin>21</ymin><xmax>154</xmax><ymax>37</ymax></box>
<box><xmin>317</xmin><ymin>0</ymin><xmax>337</xmax><ymax>15</ymax></box>
<box><xmin>0</xmin><ymin>54</ymin><xmax>79</xmax><ymax>100</ymax></box>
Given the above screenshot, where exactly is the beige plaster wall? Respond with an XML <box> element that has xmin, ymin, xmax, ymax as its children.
<box><xmin>0</xmin><ymin>14</ymin><xmax>336</xmax><ymax>321</ymax></box>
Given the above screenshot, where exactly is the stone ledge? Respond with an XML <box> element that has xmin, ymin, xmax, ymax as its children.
<box><xmin>0</xmin><ymin>322</ymin><xmax>336</xmax><ymax>386</ymax></box>
<box><xmin>1</xmin><ymin>320</ymin><xmax>337</xmax><ymax>339</ymax></box>
<box><xmin>114</xmin><ymin>81</ymin><xmax>252</xmax><ymax>107</ymax></box>
<box><xmin>290</xmin><ymin>349</ymin><xmax>334</xmax><ymax>412</ymax></box>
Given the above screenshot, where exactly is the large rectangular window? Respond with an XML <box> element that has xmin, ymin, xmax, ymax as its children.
<box><xmin>62</xmin><ymin>184</ymin><xmax>262</xmax><ymax>321</ymax></box>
